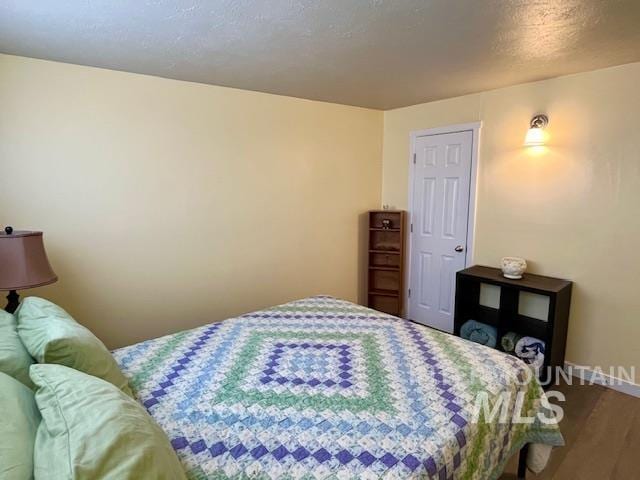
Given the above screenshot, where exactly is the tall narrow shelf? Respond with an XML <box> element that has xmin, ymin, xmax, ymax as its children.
<box><xmin>366</xmin><ymin>210</ymin><xmax>406</xmax><ymax>316</ymax></box>
<box><xmin>454</xmin><ymin>265</ymin><xmax>572</xmax><ymax>380</ymax></box>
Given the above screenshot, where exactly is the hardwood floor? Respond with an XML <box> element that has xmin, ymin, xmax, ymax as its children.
<box><xmin>500</xmin><ymin>382</ymin><xmax>640</xmax><ymax>479</ymax></box>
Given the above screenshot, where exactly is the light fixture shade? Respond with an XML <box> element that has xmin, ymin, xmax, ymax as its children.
<box><xmin>524</xmin><ymin>127</ymin><xmax>545</xmax><ymax>146</ymax></box>
<box><xmin>0</xmin><ymin>231</ymin><xmax>57</xmax><ymax>291</ymax></box>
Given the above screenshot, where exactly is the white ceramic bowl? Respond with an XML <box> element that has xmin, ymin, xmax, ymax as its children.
<box><xmin>501</xmin><ymin>257</ymin><xmax>527</xmax><ymax>279</ymax></box>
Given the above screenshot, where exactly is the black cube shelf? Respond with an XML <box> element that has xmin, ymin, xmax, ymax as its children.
<box><xmin>454</xmin><ymin>265</ymin><xmax>572</xmax><ymax>382</ymax></box>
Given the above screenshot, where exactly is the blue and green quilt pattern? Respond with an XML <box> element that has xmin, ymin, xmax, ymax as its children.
<box><xmin>113</xmin><ymin>296</ymin><xmax>563</xmax><ymax>479</ymax></box>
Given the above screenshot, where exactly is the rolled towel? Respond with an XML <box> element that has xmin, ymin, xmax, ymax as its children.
<box><xmin>501</xmin><ymin>331</ymin><xmax>523</xmax><ymax>353</ymax></box>
<box><xmin>515</xmin><ymin>336</ymin><xmax>545</xmax><ymax>371</ymax></box>
<box><xmin>460</xmin><ymin>320</ymin><xmax>497</xmax><ymax>348</ymax></box>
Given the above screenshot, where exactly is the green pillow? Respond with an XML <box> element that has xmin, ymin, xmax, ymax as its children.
<box><xmin>30</xmin><ymin>364</ymin><xmax>186</xmax><ymax>480</ymax></box>
<box><xmin>0</xmin><ymin>372</ymin><xmax>40</xmax><ymax>479</ymax></box>
<box><xmin>0</xmin><ymin>309</ymin><xmax>35</xmax><ymax>389</ymax></box>
<box><xmin>16</xmin><ymin>297</ymin><xmax>133</xmax><ymax>397</ymax></box>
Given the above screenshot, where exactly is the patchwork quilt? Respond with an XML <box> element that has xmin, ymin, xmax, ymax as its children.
<box><xmin>113</xmin><ymin>296</ymin><xmax>563</xmax><ymax>480</ymax></box>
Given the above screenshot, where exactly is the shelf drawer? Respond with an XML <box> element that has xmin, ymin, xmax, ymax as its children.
<box><xmin>369</xmin><ymin>230</ymin><xmax>401</xmax><ymax>253</ymax></box>
<box><xmin>369</xmin><ymin>269</ymin><xmax>401</xmax><ymax>292</ymax></box>
<box><xmin>369</xmin><ymin>252</ymin><xmax>401</xmax><ymax>268</ymax></box>
<box><xmin>368</xmin><ymin>294</ymin><xmax>400</xmax><ymax>316</ymax></box>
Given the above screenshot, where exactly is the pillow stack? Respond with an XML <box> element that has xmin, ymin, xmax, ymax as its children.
<box><xmin>0</xmin><ymin>297</ymin><xmax>186</xmax><ymax>480</ymax></box>
<box><xmin>30</xmin><ymin>364</ymin><xmax>186</xmax><ymax>480</ymax></box>
<box><xmin>16</xmin><ymin>297</ymin><xmax>133</xmax><ymax>397</ymax></box>
<box><xmin>0</xmin><ymin>309</ymin><xmax>35</xmax><ymax>388</ymax></box>
<box><xmin>0</xmin><ymin>371</ymin><xmax>40</xmax><ymax>479</ymax></box>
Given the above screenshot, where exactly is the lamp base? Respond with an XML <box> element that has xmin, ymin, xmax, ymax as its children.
<box><xmin>5</xmin><ymin>290</ymin><xmax>19</xmax><ymax>314</ymax></box>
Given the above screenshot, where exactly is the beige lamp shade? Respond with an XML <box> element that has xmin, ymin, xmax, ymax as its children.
<box><xmin>0</xmin><ymin>230</ymin><xmax>57</xmax><ymax>291</ymax></box>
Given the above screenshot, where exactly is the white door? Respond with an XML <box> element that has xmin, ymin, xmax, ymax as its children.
<box><xmin>408</xmin><ymin>130</ymin><xmax>473</xmax><ymax>332</ymax></box>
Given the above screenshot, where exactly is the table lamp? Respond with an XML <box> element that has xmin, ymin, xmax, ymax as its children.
<box><xmin>0</xmin><ymin>226</ymin><xmax>58</xmax><ymax>313</ymax></box>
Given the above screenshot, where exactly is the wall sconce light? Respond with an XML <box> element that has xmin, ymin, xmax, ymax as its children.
<box><xmin>524</xmin><ymin>114</ymin><xmax>549</xmax><ymax>146</ymax></box>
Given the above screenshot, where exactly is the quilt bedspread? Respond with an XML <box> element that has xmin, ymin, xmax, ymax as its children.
<box><xmin>113</xmin><ymin>296</ymin><xmax>563</xmax><ymax>480</ymax></box>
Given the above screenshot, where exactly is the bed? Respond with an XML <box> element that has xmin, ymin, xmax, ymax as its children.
<box><xmin>113</xmin><ymin>296</ymin><xmax>563</xmax><ymax>479</ymax></box>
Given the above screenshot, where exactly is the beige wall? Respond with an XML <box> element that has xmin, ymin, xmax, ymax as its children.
<box><xmin>383</xmin><ymin>62</ymin><xmax>640</xmax><ymax>380</ymax></box>
<box><xmin>0</xmin><ymin>54</ymin><xmax>383</xmax><ymax>349</ymax></box>
<box><xmin>2</xmin><ymin>52</ymin><xmax>638</xmax><ymax>380</ymax></box>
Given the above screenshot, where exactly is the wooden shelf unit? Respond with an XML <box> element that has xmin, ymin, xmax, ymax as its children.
<box><xmin>367</xmin><ymin>210</ymin><xmax>406</xmax><ymax>316</ymax></box>
<box><xmin>454</xmin><ymin>265</ymin><xmax>572</xmax><ymax>381</ymax></box>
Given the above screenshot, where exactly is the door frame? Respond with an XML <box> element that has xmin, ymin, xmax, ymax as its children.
<box><xmin>406</xmin><ymin>122</ymin><xmax>482</xmax><ymax>321</ymax></box>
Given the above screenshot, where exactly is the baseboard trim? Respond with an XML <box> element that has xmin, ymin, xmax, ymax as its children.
<box><xmin>564</xmin><ymin>361</ymin><xmax>640</xmax><ymax>398</ymax></box>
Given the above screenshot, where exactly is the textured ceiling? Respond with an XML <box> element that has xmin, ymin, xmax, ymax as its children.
<box><xmin>1</xmin><ymin>0</ymin><xmax>640</xmax><ymax>109</ymax></box>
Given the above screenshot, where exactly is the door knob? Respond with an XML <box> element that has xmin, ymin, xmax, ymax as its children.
<box><xmin>454</xmin><ymin>245</ymin><xmax>465</xmax><ymax>252</ymax></box>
